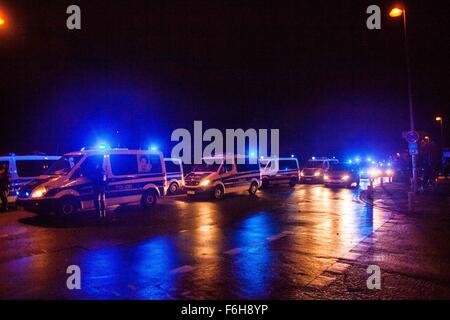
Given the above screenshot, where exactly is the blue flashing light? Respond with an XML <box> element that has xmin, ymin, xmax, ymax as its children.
<box><xmin>291</xmin><ymin>154</ymin><xmax>294</xmax><ymax>158</ymax></box>
<box><xmin>312</xmin><ymin>156</ymin><xmax>316</xmax><ymax>160</ymax></box>
<box><xmin>354</xmin><ymin>157</ymin><xmax>360</xmax><ymax>163</ymax></box>
<box><xmin>25</xmin><ymin>192</ymin><xmax>30</xmax><ymax>197</ymax></box>
<box><xmin>348</xmin><ymin>159</ymin><xmax>353</xmax><ymax>164</ymax></box>
<box><xmin>367</xmin><ymin>157</ymin><xmax>372</xmax><ymax>162</ymax></box>
<box><xmin>387</xmin><ymin>162</ymin><xmax>392</xmax><ymax>166</ymax></box>
<box><xmin>98</xmin><ymin>144</ymin><xmax>109</xmax><ymax>151</ymax></box>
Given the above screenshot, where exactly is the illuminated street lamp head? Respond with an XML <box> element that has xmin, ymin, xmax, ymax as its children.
<box><xmin>389</xmin><ymin>7</ymin><xmax>404</xmax><ymax>17</ymax></box>
<box><xmin>0</xmin><ymin>17</ymin><xmax>5</xmax><ymax>26</ymax></box>
<box><xmin>436</xmin><ymin>116</ymin><xmax>443</xmax><ymax>122</ymax></box>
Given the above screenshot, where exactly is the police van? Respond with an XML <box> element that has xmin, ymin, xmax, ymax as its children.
<box><xmin>16</xmin><ymin>147</ymin><xmax>167</xmax><ymax>215</ymax></box>
<box><xmin>0</xmin><ymin>154</ymin><xmax>60</xmax><ymax>205</ymax></box>
<box><xmin>259</xmin><ymin>157</ymin><xmax>300</xmax><ymax>188</ymax></box>
<box><xmin>184</xmin><ymin>155</ymin><xmax>261</xmax><ymax>200</ymax></box>
<box><xmin>164</xmin><ymin>158</ymin><xmax>184</xmax><ymax>194</ymax></box>
<box><xmin>300</xmin><ymin>157</ymin><xmax>339</xmax><ymax>183</ymax></box>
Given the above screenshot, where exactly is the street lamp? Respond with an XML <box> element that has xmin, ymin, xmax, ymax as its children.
<box><xmin>389</xmin><ymin>5</ymin><xmax>418</xmax><ymax>194</ymax></box>
<box><xmin>435</xmin><ymin>116</ymin><xmax>444</xmax><ymax>148</ymax></box>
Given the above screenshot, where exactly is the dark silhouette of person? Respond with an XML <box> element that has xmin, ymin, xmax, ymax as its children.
<box><xmin>0</xmin><ymin>163</ymin><xmax>10</xmax><ymax>212</ymax></box>
<box><xmin>92</xmin><ymin>162</ymin><xmax>107</xmax><ymax>218</ymax></box>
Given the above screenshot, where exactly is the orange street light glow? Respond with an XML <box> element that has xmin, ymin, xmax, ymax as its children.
<box><xmin>0</xmin><ymin>17</ymin><xmax>5</xmax><ymax>25</ymax></box>
<box><xmin>389</xmin><ymin>8</ymin><xmax>403</xmax><ymax>18</ymax></box>
<box><xmin>436</xmin><ymin>116</ymin><xmax>443</xmax><ymax>121</ymax></box>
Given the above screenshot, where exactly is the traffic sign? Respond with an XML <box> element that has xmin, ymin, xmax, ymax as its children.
<box><xmin>405</xmin><ymin>130</ymin><xmax>420</xmax><ymax>143</ymax></box>
<box><xmin>408</xmin><ymin>142</ymin><xmax>418</xmax><ymax>155</ymax></box>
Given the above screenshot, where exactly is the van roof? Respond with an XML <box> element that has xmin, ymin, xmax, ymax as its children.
<box><xmin>64</xmin><ymin>149</ymin><xmax>163</xmax><ymax>156</ymax></box>
<box><xmin>0</xmin><ymin>155</ymin><xmax>60</xmax><ymax>160</ymax></box>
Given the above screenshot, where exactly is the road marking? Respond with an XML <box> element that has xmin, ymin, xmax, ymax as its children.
<box><xmin>327</xmin><ymin>262</ymin><xmax>351</xmax><ymax>274</ymax></box>
<box><xmin>224</xmin><ymin>248</ymin><xmax>243</xmax><ymax>255</ymax></box>
<box><xmin>170</xmin><ymin>265</ymin><xmax>195</xmax><ymax>274</ymax></box>
<box><xmin>267</xmin><ymin>231</ymin><xmax>294</xmax><ymax>242</ymax></box>
<box><xmin>307</xmin><ymin>275</ymin><xmax>336</xmax><ymax>289</ymax></box>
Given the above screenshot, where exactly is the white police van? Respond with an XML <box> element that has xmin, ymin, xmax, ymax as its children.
<box><xmin>16</xmin><ymin>147</ymin><xmax>167</xmax><ymax>215</ymax></box>
<box><xmin>0</xmin><ymin>154</ymin><xmax>60</xmax><ymax>205</ymax></box>
<box><xmin>300</xmin><ymin>157</ymin><xmax>339</xmax><ymax>183</ymax></box>
<box><xmin>184</xmin><ymin>154</ymin><xmax>261</xmax><ymax>200</ymax></box>
<box><xmin>259</xmin><ymin>157</ymin><xmax>300</xmax><ymax>188</ymax></box>
<box><xmin>164</xmin><ymin>158</ymin><xmax>184</xmax><ymax>195</ymax></box>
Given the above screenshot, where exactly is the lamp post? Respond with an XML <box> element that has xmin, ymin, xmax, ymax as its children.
<box><xmin>436</xmin><ymin>116</ymin><xmax>444</xmax><ymax>148</ymax></box>
<box><xmin>389</xmin><ymin>6</ymin><xmax>417</xmax><ymax>194</ymax></box>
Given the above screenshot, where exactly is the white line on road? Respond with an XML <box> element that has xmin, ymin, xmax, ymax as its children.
<box><xmin>170</xmin><ymin>265</ymin><xmax>195</xmax><ymax>274</ymax></box>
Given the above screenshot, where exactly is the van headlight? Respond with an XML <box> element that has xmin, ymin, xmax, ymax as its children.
<box><xmin>324</xmin><ymin>175</ymin><xmax>329</xmax><ymax>180</ymax></box>
<box><xmin>300</xmin><ymin>172</ymin><xmax>304</xmax><ymax>177</ymax></box>
<box><xmin>31</xmin><ymin>186</ymin><xmax>48</xmax><ymax>198</ymax></box>
<box><xmin>200</xmin><ymin>179</ymin><xmax>210</xmax><ymax>187</ymax></box>
<box><xmin>341</xmin><ymin>175</ymin><xmax>349</xmax><ymax>181</ymax></box>
<box><xmin>314</xmin><ymin>171</ymin><xmax>321</xmax><ymax>176</ymax></box>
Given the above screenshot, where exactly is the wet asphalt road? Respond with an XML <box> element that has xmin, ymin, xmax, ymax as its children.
<box><xmin>0</xmin><ymin>180</ymin><xmax>391</xmax><ymax>299</ymax></box>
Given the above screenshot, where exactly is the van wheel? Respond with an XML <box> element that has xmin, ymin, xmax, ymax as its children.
<box><xmin>261</xmin><ymin>179</ymin><xmax>269</xmax><ymax>189</ymax></box>
<box><xmin>168</xmin><ymin>182</ymin><xmax>179</xmax><ymax>195</ymax></box>
<box><xmin>248</xmin><ymin>182</ymin><xmax>258</xmax><ymax>195</ymax></box>
<box><xmin>56</xmin><ymin>196</ymin><xmax>79</xmax><ymax>216</ymax></box>
<box><xmin>141</xmin><ymin>189</ymin><xmax>157</xmax><ymax>207</ymax></box>
<box><xmin>212</xmin><ymin>185</ymin><xmax>224</xmax><ymax>200</ymax></box>
<box><xmin>289</xmin><ymin>178</ymin><xmax>298</xmax><ymax>188</ymax></box>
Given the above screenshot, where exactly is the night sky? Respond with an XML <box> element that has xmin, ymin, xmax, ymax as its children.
<box><xmin>0</xmin><ymin>0</ymin><xmax>449</xmax><ymax>161</ymax></box>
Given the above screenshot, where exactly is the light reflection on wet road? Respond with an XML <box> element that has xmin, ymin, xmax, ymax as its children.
<box><xmin>0</xmin><ymin>180</ymin><xmax>392</xmax><ymax>299</ymax></box>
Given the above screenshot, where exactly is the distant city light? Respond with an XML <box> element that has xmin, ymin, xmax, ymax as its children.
<box><xmin>149</xmin><ymin>145</ymin><xmax>158</xmax><ymax>151</ymax></box>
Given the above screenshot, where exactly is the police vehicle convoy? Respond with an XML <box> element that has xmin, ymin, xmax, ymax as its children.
<box><xmin>184</xmin><ymin>154</ymin><xmax>261</xmax><ymax>200</ymax></box>
<box><xmin>259</xmin><ymin>156</ymin><xmax>300</xmax><ymax>188</ymax></box>
<box><xmin>300</xmin><ymin>157</ymin><xmax>339</xmax><ymax>183</ymax></box>
<box><xmin>16</xmin><ymin>147</ymin><xmax>167</xmax><ymax>215</ymax></box>
<box><xmin>164</xmin><ymin>158</ymin><xmax>184</xmax><ymax>195</ymax></box>
<box><xmin>0</xmin><ymin>154</ymin><xmax>60</xmax><ymax>205</ymax></box>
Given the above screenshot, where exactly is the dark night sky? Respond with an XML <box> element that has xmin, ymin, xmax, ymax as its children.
<box><xmin>0</xmin><ymin>0</ymin><xmax>449</xmax><ymax>160</ymax></box>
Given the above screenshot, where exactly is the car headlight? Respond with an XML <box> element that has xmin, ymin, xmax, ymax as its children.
<box><xmin>341</xmin><ymin>175</ymin><xmax>349</xmax><ymax>181</ymax></box>
<box><xmin>31</xmin><ymin>186</ymin><xmax>48</xmax><ymax>198</ymax></box>
<box><xmin>300</xmin><ymin>172</ymin><xmax>304</xmax><ymax>177</ymax></box>
<box><xmin>314</xmin><ymin>171</ymin><xmax>321</xmax><ymax>176</ymax></box>
<box><xmin>199</xmin><ymin>179</ymin><xmax>210</xmax><ymax>187</ymax></box>
<box><xmin>324</xmin><ymin>175</ymin><xmax>329</xmax><ymax>180</ymax></box>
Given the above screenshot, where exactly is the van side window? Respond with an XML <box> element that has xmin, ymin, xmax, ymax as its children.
<box><xmin>110</xmin><ymin>154</ymin><xmax>138</xmax><ymax>176</ymax></box>
<box><xmin>16</xmin><ymin>160</ymin><xmax>57</xmax><ymax>177</ymax></box>
<box><xmin>138</xmin><ymin>154</ymin><xmax>162</xmax><ymax>174</ymax></box>
<box><xmin>80</xmin><ymin>155</ymin><xmax>104</xmax><ymax>177</ymax></box>
<box><xmin>236</xmin><ymin>162</ymin><xmax>259</xmax><ymax>172</ymax></box>
<box><xmin>165</xmin><ymin>160</ymin><xmax>181</xmax><ymax>173</ymax></box>
<box><xmin>149</xmin><ymin>154</ymin><xmax>162</xmax><ymax>173</ymax></box>
<box><xmin>279</xmin><ymin>160</ymin><xmax>298</xmax><ymax>170</ymax></box>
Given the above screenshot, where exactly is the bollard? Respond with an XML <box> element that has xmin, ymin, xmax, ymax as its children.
<box><xmin>408</xmin><ymin>192</ymin><xmax>414</xmax><ymax>213</ymax></box>
<box><xmin>380</xmin><ymin>177</ymin><xmax>383</xmax><ymax>186</ymax></box>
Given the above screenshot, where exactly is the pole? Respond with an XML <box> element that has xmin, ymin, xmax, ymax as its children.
<box><xmin>402</xmin><ymin>9</ymin><xmax>417</xmax><ymax>194</ymax></box>
<box><xmin>440</xmin><ymin>120</ymin><xmax>444</xmax><ymax>148</ymax></box>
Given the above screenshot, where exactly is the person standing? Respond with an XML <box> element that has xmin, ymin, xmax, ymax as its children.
<box><xmin>92</xmin><ymin>162</ymin><xmax>107</xmax><ymax>218</ymax></box>
<box><xmin>0</xmin><ymin>163</ymin><xmax>10</xmax><ymax>212</ymax></box>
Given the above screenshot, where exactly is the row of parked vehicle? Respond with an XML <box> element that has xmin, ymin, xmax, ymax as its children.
<box><xmin>1</xmin><ymin>149</ymin><xmax>368</xmax><ymax>216</ymax></box>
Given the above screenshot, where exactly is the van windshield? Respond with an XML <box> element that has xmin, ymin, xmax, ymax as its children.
<box><xmin>46</xmin><ymin>155</ymin><xmax>82</xmax><ymax>176</ymax></box>
<box><xmin>307</xmin><ymin>161</ymin><xmax>324</xmax><ymax>168</ymax></box>
<box><xmin>192</xmin><ymin>161</ymin><xmax>222</xmax><ymax>172</ymax></box>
